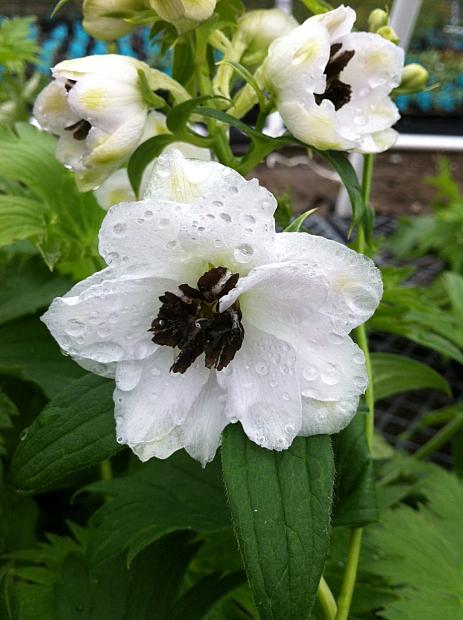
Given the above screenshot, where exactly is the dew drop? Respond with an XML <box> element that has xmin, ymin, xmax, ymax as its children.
<box><xmin>144</xmin><ymin>210</ymin><xmax>153</xmax><ymax>218</ymax></box>
<box><xmin>303</xmin><ymin>365</ymin><xmax>318</xmax><ymax>381</ymax></box>
<box><xmin>234</xmin><ymin>243</ymin><xmax>254</xmax><ymax>264</ymax></box>
<box><xmin>328</xmin><ymin>331</ymin><xmax>344</xmax><ymax>345</ymax></box>
<box><xmin>66</xmin><ymin>319</ymin><xmax>85</xmax><ymax>337</ymax></box>
<box><xmin>255</xmin><ymin>362</ymin><xmax>269</xmax><ymax>376</ymax></box>
<box><xmin>113</xmin><ymin>222</ymin><xmax>126</xmax><ymax>236</ymax></box>
<box><xmin>158</xmin><ymin>217</ymin><xmax>170</xmax><ymax>228</ymax></box>
<box><xmin>220</xmin><ymin>212</ymin><xmax>232</xmax><ymax>223</ymax></box>
<box><xmin>284</xmin><ymin>424</ymin><xmax>295</xmax><ymax>434</ymax></box>
<box><xmin>19</xmin><ymin>427</ymin><xmax>29</xmax><ymax>441</ymax></box>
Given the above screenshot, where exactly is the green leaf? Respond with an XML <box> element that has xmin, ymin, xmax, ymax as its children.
<box><xmin>10</xmin><ymin>375</ymin><xmax>120</xmax><ymax>492</ymax></box>
<box><xmin>317</xmin><ymin>150</ymin><xmax>365</xmax><ymax>229</ymax></box>
<box><xmin>0</xmin><ymin>390</ymin><xmax>19</xmax><ymax>456</ymax></box>
<box><xmin>222</xmin><ymin>426</ymin><xmax>334</xmax><ymax>620</ymax></box>
<box><xmin>0</xmin><ymin>18</ymin><xmax>39</xmax><ymax>68</ymax></box>
<box><xmin>365</xmin><ymin>462</ymin><xmax>463</xmax><ymax>620</ymax></box>
<box><xmin>284</xmin><ymin>208</ymin><xmax>317</xmax><ymax>232</ymax></box>
<box><xmin>0</xmin><ymin>316</ymin><xmax>85</xmax><ymax>399</ymax></box>
<box><xmin>371</xmin><ymin>353</ymin><xmax>451</xmax><ymax>401</ymax></box>
<box><xmin>137</xmin><ymin>69</ymin><xmax>166</xmax><ymax>109</ymax></box>
<box><xmin>332</xmin><ymin>412</ymin><xmax>378</xmax><ymax>528</ymax></box>
<box><xmin>166</xmin><ymin>96</ymin><xmax>229</xmax><ymax>135</ymax></box>
<box><xmin>170</xmin><ymin>571</ymin><xmax>246</xmax><ymax>620</ymax></box>
<box><xmin>51</xmin><ymin>0</ymin><xmax>72</xmax><ymax>17</ymax></box>
<box><xmin>87</xmin><ymin>451</ymin><xmax>231</xmax><ymax>566</ymax></box>
<box><xmin>55</xmin><ymin>533</ymin><xmax>200</xmax><ymax>620</ymax></box>
<box><xmin>442</xmin><ymin>271</ymin><xmax>463</xmax><ymax>318</ymax></box>
<box><xmin>0</xmin><ymin>255</ymin><xmax>71</xmax><ymax>326</ymax></box>
<box><xmin>299</xmin><ymin>0</ymin><xmax>333</xmax><ymax>14</ymax></box>
<box><xmin>128</xmin><ymin>134</ymin><xmax>179</xmax><ymax>195</ymax></box>
<box><xmin>0</xmin><ymin>195</ymin><xmax>47</xmax><ymax>247</ymax></box>
<box><xmin>219</xmin><ymin>61</ymin><xmax>266</xmax><ymax>111</ymax></box>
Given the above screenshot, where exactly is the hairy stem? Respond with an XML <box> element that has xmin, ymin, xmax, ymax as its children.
<box><xmin>335</xmin><ymin>153</ymin><xmax>375</xmax><ymax>620</ymax></box>
<box><xmin>99</xmin><ymin>458</ymin><xmax>112</xmax><ymax>481</ymax></box>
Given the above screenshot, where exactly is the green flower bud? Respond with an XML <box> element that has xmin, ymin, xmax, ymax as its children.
<box><xmin>149</xmin><ymin>0</ymin><xmax>216</xmax><ymax>32</ymax></box>
<box><xmin>396</xmin><ymin>63</ymin><xmax>429</xmax><ymax>94</ymax></box>
<box><xmin>83</xmin><ymin>0</ymin><xmax>147</xmax><ymax>41</ymax></box>
<box><xmin>368</xmin><ymin>8</ymin><xmax>389</xmax><ymax>33</ymax></box>
<box><xmin>376</xmin><ymin>25</ymin><xmax>400</xmax><ymax>45</ymax></box>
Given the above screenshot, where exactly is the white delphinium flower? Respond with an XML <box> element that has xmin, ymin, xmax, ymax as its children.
<box><xmin>42</xmin><ymin>150</ymin><xmax>382</xmax><ymax>466</ymax></box>
<box><xmin>149</xmin><ymin>0</ymin><xmax>216</xmax><ymax>32</ymax></box>
<box><xmin>33</xmin><ymin>55</ymin><xmax>189</xmax><ymax>191</ymax></box>
<box><xmin>264</xmin><ymin>5</ymin><xmax>404</xmax><ymax>152</ymax></box>
<box><xmin>83</xmin><ymin>0</ymin><xmax>146</xmax><ymax>40</ymax></box>
<box><xmin>94</xmin><ymin>111</ymin><xmax>211</xmax><ymax>209</ymax></box>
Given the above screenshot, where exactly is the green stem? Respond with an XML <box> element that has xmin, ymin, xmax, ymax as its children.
<box><xmin>99</xmin><ymin>458</ymin><xmax>113</xmax><ymax>481</ymax></box>
<box><xmin>335</xmin><ymin>153</ymin><xmax>375</xmax><ymax>620</ymax></box>
<box><xmin>415</xmin><ymin>415</ymin><xmax>463</xmax><ymax>460</ymax></box>
<box><xmin>317</xmin><ymin>576</ymin><xmax>338</xmax><ymax>620</ymax></box>
<box><xmin>335</xmin><ymin>529</ymin><xmax>363</xmax><ymax>620</ymax></box>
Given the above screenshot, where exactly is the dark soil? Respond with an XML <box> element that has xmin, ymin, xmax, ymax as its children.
<box><xmin>252</xmin><ymin>150</ymin><xmax>463</xmax><ymax>216</ymax></box>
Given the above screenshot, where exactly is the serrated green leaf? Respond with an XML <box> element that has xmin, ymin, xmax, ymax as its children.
<box><xmin>284</xmin><ymin>208</ymin><xmax>317</xmax><ymax>232</ymax></box>
<box><xmin>332</xmin><ymin>412</ymin><xmax>378</xmax><ymax>528</ymax></box>
<box><xmin>0</xmin><ymin>195</ymin><xmax>47</xmax><ymax>247</ymax></box>
<box><xmin>0</xmin><ymin>316</ymin><xmax>85</xmax><ymax>399</ymax></box>
<box><xmin>0</xmin><ymin>18</ymin><xmax>39</xmax><ymax>68</ymax></box>
<box><xmin>222</xmin><ymin>426</ymin><xmax>334</xmax><ymax>620</ymax></box>
<box><xmin>371</xmin><ymin>353</ymin><xmax>451</xmax><ymax>401</ymax></box>
<box><xmin>0</xmin><ymin>255</ymin><xmax>71</xmax><ymax>326</ymax></box>
<box><xmin>0</xmin><ymin>390</ymin><xmax>18</xmax><ymax>430</ymax></box>
<box><xmin>87</xmin><ymin>451</ymin><xmax>230</xmax><ymax>567</ymax></box>
<box><xmin>10</xmin><ymin>375</ymin><xmax>119</xmax><ymax>492</ymax></box>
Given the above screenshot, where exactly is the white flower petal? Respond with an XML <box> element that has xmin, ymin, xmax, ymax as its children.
<box><xmin>220</xmin><ymin>261</ymin><xmax>329</xmax><ymax>343</ymax></box>
<box><xmin>314</xmin><ymin>5</ymin><xmax>356</xmax><ymax>40</ymax></box>
<box><xmin>115</xmin><ymin>348</ymin><xmax>209</xmax><ymax>459</ymax></box>
<box><xmin>275</xmin><ymin>233</ymin><xmax>383</xmax><ymax>332</ymax></box>
<box><xmin>337</xmin><ymin>93</ymin><xmax>400</xmax><ymax>141</ymax></box>
<box><xmin>278</xmin><ymin>98</ymin><xmax>356</xmax><ymax>151</ymax></box>
<box><xmin>94</xmin><ymin>168</ymin><xmax>136</xmax><ymax>210</ymax></box>
<box><xmin>182</xmin><ymin>374</ymin><xmax>228</xmax><ymax>466</ymax></box>
<box><xmin>33</xmin><ymin>80</ymin><xmax>79</xmax><ymax>134</ymax></box>
<box><xmin>339</xmin><ymin>32</ymin><xmax>404</xmax><ymax>96</ymax></box>
<box><xmin>41</xmin><ymin>272</ymin><xmax>173</xmax><ymax>369</ymax></box>
<box><xmin>296</xmin><ymin>320</ymin><xmax>368</xmax><ymax>402</ymax></box>
<box><xmin>357</xmin><ymin>128</ymin><xmax>399</xmax><ymax>154</ymax></box>
<box><xmin>300</xmin><ymin>394</ymin><xmax>359</xmax><ymax>436</ymax></box>
<box><xmin>53</xmin><ymin>54</ymin><xmax>144</xmax><ymax>86</ymax></box>
<box><xmin>67</xmin><ymin>74</ymin><xmax>145</xmax><ymax>133</ymax></box>
<box><xmin>101</xmin><ymin>152</ymin><xmax>276</xmax><ymax>277</ymax></box>
<box><xmin>217</xmin><ymin>324</ymin><xmax>302</xmax><ymax>450</ymax></box>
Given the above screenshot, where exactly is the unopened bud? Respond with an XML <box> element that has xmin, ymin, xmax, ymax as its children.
<box><xmin>376</xmin><ymin>25</ymin><xmax>400</xmax><ymax>45</ymax></box>
<box><xmin>149</xmin><ymin>0</ymin><xmax>216</xmax><ymax>32</ymax></box>
<box><xmin>368</xmin><ymin>8</ymin><xmax>389</xmax><ymax>33</ymax></box>
<box><xmin>396</xmin><ymin>63</ymin><xmax>429</xmax><ymax>94</ymax></box>
<box><xmin>83</xmin><ymin>0</ymin><xmax>146</xmax><ymax>41</ymax></box>
<box><xmin>239</xmin><ymin>9</ymin><xmax>298</xmax><ymax>59</ymax></box>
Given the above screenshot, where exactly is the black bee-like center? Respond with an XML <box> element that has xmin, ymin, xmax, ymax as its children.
<box><xmin>315</xmin><ymin>43</ymin><xmax>355</xmax><ymax>110</ymax></box>
<box><xmin>150</xmin><ymin>266</ymin><xmax>244</xmax><ymax>374</ymax></box>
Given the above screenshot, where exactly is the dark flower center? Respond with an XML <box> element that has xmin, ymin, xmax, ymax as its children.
<box><xmin>150</xmin><ymin>266</ymin><xmax>245</xmax><ymax>374</ymax></box>
<box><xmin>315</xmin><ymin>43</ymin><xmax>355</xmax><ymax>110</ymax></box>
<box><xmin>65</xmin><ymin>118</ymin><xmax>92</xmax><ymax>141</ymax></box>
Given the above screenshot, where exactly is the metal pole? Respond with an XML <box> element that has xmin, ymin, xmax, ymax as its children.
<box><xmin>335</xmin><ymin>0</ymin><xmax>424</xmax><ymax>216</ymax></box>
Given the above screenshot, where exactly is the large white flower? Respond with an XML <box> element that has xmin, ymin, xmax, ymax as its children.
<box><xmin>264</xmin><ymin>5</ymin><xmax>404</xmax><ymax>152</ymax></box>
<box><xmin>42</xmin><ymin>150</ymin><xmax>382</xmax><ymax>465</ymax></box>
<box><xmin>33</xmin><ymin>55</ymin><xmax>189</xmax><ymax>191</ymax></box>
<box><xmin>94</xmin><ymin>111</ymin><xmax>211</xmax><ymax>209</ymax></box>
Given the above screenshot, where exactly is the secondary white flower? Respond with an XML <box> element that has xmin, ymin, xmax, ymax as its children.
<box><xmin>95</xmin><ymin>111</ymin><xmax>211</xmax><ymax>209</ymax></box>
<box><xmin>265</xmin><ymin>5</ymin><xmax>404</xmax><ymax>152</ymax></box>
<box><xmin>42</xmin><ymin>150</ymin><xmax>382</xmax><ymax>465</ymax></box>
<box><xmin>33</xmin><ymin>55</ymin><xmax>189</xmax><ymax>191</ymax></box>
<box><xmin>83</xmin><ymin>0</ymin><xmax>146</xmax><ymax>40</ymax></box>
<box><xmin>149</xmin><ymin>0</ymin><xmax>216</xmax><ymax>31</ymax></box>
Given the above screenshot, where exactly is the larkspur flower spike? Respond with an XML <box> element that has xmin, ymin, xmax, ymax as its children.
<box><xmin>42</xmin><ymin>150</ymin><xmax>382</xmax><ymax>466</ymax></box>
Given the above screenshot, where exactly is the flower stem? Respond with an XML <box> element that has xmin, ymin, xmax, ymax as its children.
<box><xmin>415</xmin><ymin>414</ymin><xmax>463</xmax><ymax>460</ymax></box>
<box><xmin>99</xmin><ymin>458</ymin><xmax>113</xmax><ymax>481</ymax></box>
<box><xmin>335</xmin><ymin>528</ymin><xmax>363</xmax><ymax>620</ymax></box>
<box><xmin>317</xmin><ymin>576</ymin><xmax>338</xmax><ymax>620</ymax></box>
<box><xmin>335</xmin><ymin>153</ymin><xmax>375</xmax><ymax>620</ymax></box>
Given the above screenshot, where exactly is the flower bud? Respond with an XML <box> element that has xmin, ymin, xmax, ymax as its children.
<box><xmin>367</xmin><ymin>8</ymin><xmax>389</xmax><ymax>33</ymax></box>
<box><xmin>83</xmin><ymin>0</ymin><xmax>147</xmax><ymax>41</ymax></box>
<box><xmin>239</xmin><ymin>9</ymin><xmax>298</xmax><ymax>62</ymax></box>
<box><xmin>395</xmin><ymin>63</ymin><xmax>429</xmax><ymax>94</ymax></box>
<box><xmin>376</xmin><ymin>25</ymin><xmax>400</xmax><ymax>45</ymax></box>
<box><xmin>149</xmin><ymin>0</ymin><xmax>216</xmax><ymax>32</ymax></box>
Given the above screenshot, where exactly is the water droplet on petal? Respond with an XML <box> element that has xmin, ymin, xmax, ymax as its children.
<box><xmin>233</xmin><ymin>243</ymin><xmax>254</xmax><ymax>264</ymax></box>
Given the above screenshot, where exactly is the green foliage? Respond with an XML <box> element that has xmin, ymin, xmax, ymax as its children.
<box><xmin>332</xmin><ymin>413</ymin><xmax>378</xmax><ymax>528</ymax></box>
<box><xmin>0</xmin><ymin>18</ymin><xmax>39</xmax><ymax>70</ymax></box>
<box><xmin>0</xmin><ymin>124</ymin><xmax>104</xmax><ymax>278</ymax></box>
<box><xmin>222</xmin><ymin>425</ymin><xmax>334</xmax><ymax>620</ymax></box>
<box><xmin>371</xmin><ymin>352</ymin><xmax>451</xmax><ymax>401</ymax></box>
<box><xmin>0</xmin><ymin>391</ymin><xmax>19</xmax><ymax>457</ymax></box>
<box><xmin>86</xmin><ymin>451</ymin><xmax>231</xmax><ymax>566</ymax></box>
<box><xmin>10</xmin><ymin>375</ymin><xmax>119</xmax><ymax>492</ymax></box>
<box><xmin>388</xmin><ymin>158</ymin><xmax>463</xmax><ymax>273</ymax></box>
